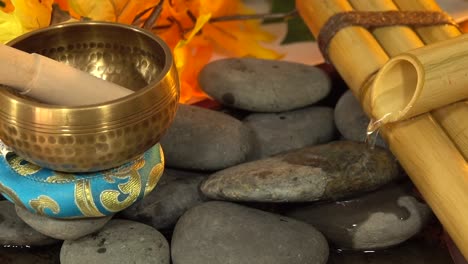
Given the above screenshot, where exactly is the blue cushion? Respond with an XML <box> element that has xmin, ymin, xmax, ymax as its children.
<box><xmin>0</xmin><ymin>140</ymin><xmax>164</xmax><ymax>218</ymax></box>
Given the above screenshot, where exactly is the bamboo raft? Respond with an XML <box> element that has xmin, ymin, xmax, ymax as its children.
<box><xmin>297</xmin><ymin>0</ymin><xmax>468</xmax><ymax>259</ymax></box>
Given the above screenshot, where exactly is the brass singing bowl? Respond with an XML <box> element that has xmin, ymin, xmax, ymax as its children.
<box><xmin>0</xmin><ymin>22</ymin><xmax>179</xmax><ymax>172</ymax></box>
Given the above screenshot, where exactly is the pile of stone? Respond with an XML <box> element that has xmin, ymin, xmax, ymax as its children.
<box><xmin>0</xmin><ymin>58</ymin><xmax>454</xmax><ymax>264</ymax></box>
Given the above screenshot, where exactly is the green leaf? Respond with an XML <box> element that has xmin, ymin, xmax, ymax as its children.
<box><xmin>0</xmin><ymin>1</ymin><xmax>5</xmax><ymax>8</ymax></box>
<box><xmin>270</xmin><ymin>0</ymin><xmax>315</xmax><ymax>44</ymax></box>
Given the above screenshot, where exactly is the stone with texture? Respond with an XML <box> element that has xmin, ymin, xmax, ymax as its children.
<box><xmin>287</xmin><ymin>183</ymin><xmax>432</xmax><ymax>250</ymax></box>
<box><xmin>60</xmin><ymin>220</ymin><xmax>169</xmax><ymax>264</ymax></box>
<box><xmin>120</xmin><ymin>168</ymin><xmax>207</xmax><ymax>229</ymax></box>
<box><xmin>244</xmin><ymin>106</ymin><xmax>336</xmax><ymax>159</ymax></box>
<box><xmin>0</xmin><ymin>244</ymin><xmax>61</xmax><ymax>264</ymax></box>
<box><xmin>334</xmin><ymin>90</ymin><xmax>386</xmax><ymax>147</ymax></box>
<box><xmin>0</xmin><ymin>201</ymin><xmax>57</xmax><ymax>246</ymax></box>
<box><xmin>160</xmin><ymin>104</ymin><xmax>253</xmax><ymax>170</ymax></box>
<box><xmin>16</xmin><ymin>205</ymin><xmax>113</xmax><ymax>240</ymax></box>
<box><xmin>171</xmin><ymin>201</ymin><xmax>329</xmax><ymax>264</ymax></box>
<box><xmin>199</xmin><ymin>58</ymin><xmax>331</xmax><ymax>112</ymax></box>
<box><xmin>201</xmin><ymin>141</ymin><xmax>400</xmax><ymax>202</ymax></box>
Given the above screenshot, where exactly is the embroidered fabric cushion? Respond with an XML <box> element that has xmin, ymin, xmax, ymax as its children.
<box><xmin>0</xmin><ymin>140</ymin><xmax>164</xmax><ymax>218</ymax></box>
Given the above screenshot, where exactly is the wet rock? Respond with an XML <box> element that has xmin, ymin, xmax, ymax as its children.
<box><xmin>171</xmin><ymin>201</ymin><xmax>328</xmax><ymax>264</ymax></box>
<box><xmin>60</xmin><ymin>220</ymin><xmax>169</xmax><ymax>264</ymax></box>
<box><xmin>0</xmin><ymin>201</ymin><xmax>57</xmax><ymax>246</ymax></box>
<box><xmin>334</xmin><ymin>90</ymin><xmax>386</xmax><ymax>147</ymax></box>
<box><xmin>160</xmin><ymin>104</ymin><xmax>253</xmax><ymax>171</ymax></box>
<box><xmin>16</xmin><ymin>206</ymin><xmax>112</xmax><ymax>240</ymax></box>
<box><xmin>244</xmin><ymin>106</ymin><xmax>336</xmax><ymax>159</ymax></box>
<box><xmin>0</xmin><ymin>244</ymin><xmax>61</xmax><ymax>264</ymax></box>
<box><xmin>327</xmin><ymin>238</ymin><xmax>454</xmax><ymax>264</ymax></box>
<box><xmin>120</xmin><ymin>168</ymin><xmax>207</xmax><ymax>229</ymax></box>
<box><xmin>201</xmin><ymin>141</ymin><xmax>400</xmax><ymax>202</ymax></box>
<box><xmin>287</xmin><ymin>183</ymin><xmax>432</xmax><ymax>250</ymax></box>
<box><xmin>199</xmin><ymin>58</ymin><xmax>331</xmax><ymax>112</ymax></box>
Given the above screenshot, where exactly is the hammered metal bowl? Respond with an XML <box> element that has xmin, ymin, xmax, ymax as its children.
<box><xmin>0</xmin><ymin>22</ymin><xmax>179</xmax><ymax>172</ymax></box>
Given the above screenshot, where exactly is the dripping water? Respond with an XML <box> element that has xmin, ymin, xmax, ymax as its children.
<box><xmin>365</xmin><ymin>119</ymin><xmax>380</xmax><ymax>150</ymax></box>
<box><xmin>365</xmin><ymin>113</ymin><xmax>392</xmax><ymax>150</ymax></box>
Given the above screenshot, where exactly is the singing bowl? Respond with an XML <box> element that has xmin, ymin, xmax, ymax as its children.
<box><xmin>0</xmin><ymin>22</ymin><xmax>179</xmax><ymax>172</ymax></box>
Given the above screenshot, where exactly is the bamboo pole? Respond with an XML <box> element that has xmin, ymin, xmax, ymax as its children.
<box><xmin>348</xmin><ymin>0</ymin><xmax>422</xmax><ymax>124</ymax></box>
<box><xmin>433</xmin><ymin>103</ymin><xmax>468</xmax><ymax>158</ymax></box>
<box><xmin>296</xmin><ymin>0</ymin><xmax>468</xmax><ymax>259</ymax></box>
<box><xmin>393</xmin><ymin>0</ymin><xmax>468</xmax><ymax>160</ymax></box>
<box><xmin>392</xmin><ymin>0</ymin><xmax>460</xmax><ymax>43</ymax></box>
<box><xmin>370</xmin><ymin>34</ymin><xmax>468</xmax><ymax>124</ymax></box>
<box><xmin>349</xmin><ymin>0</ymin><xmax>422</xmax><ymax>56</ymax></box>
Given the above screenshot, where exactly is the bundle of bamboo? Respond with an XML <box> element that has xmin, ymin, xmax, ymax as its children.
<box><xmin>296</xmin><ymin>0</ymin><xmax>468</xmax><ymax>259</ymax></box>
<box><xmin>371</xmin><ymin>33</ymin><xmax>468</xmax><ymax>124</ymax></box>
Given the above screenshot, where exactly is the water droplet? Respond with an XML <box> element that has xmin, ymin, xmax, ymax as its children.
<box><xmin>365</xmin><ymin>113</ymin><xmax>392</xmax><ymax>149</ymax></box>
<box><xmin>365</xmin><ymin>119</ymin><xmax>379</xmax><ymax>150</ymax></box>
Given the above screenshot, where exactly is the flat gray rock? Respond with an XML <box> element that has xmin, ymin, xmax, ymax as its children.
<box><xmin>60</xmin><ymin>219</ymin><xmax>169</xmax><ymax>264</ymax></box>
<box><xmin>120</xmin><ymin>168</ymin><xmax>207</xmax><ymax>229</ymax></box>
<box><xmin>334</xmin><ymin>90</ymin><xmax>386</xmax><ymax>147</ymax></box>
<box><xmin>171</xmin><ymin>201</ymin><xmax>328</xmax><ymax>264</ymax></box>
<box><xmin>0</xmin><ymin>201</ymin><xmax>57</xmax><ymax>246</ymax></box>
<box><xmin>201</xmin><ymin>141</ymin><xmax>400</xmax><ymax>202</ymax></box>
<box><xmin>287</xmin><ymin>183</ymin><xmax>432</xmax><ymax>250</ymax></box>
<box><xmin>199</xmin><ymin>58</ymin><xmax>331</xmax><ymax>112</ymax></box>
<box><xmin>160</xmin><ymin>104</ymin><xmax>253</xmax><ymax>170</ymax></box>
<box><xmin>244</xmin><ymin>106</ymin><xmax>335</xmax><ymax>160</ymax></box>
<box><xmin>16</xmin><ymin>206</ymin><xmax>113</xmax><ymax>240</ymax></box>
<box><xmin>327</xmin><ymin>238</ymin><xmax>454</xmax><ymax>264</ymax></box>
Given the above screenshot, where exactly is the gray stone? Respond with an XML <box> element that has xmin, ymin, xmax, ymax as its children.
<box><xmin>244</xmin><ymin>106</ymin><xmax>336</xmax><ymax>160</ymax></box>
<box><xmin>327</xmin><ymin>238</ymin><xmax>455</xmax><ymax>264</ymax></box>
<box><xmin>0</xmin><ymin>244</ymin><xmax>61</xmax><ymax>264</ymax></box>
<box><xmin>60</xmin><ymin>219</ymin><xmax>169</xmax><ymax>264</ymax></box>
<box><xmin>16</xmin><ymin>205</ymin><xmax>113</xmax><ymax>240</ymax></box>
<box><xmin>201</xmin><ymin>141</ymin><xmax>400</xmax><ymax>202</ymax></box>
<box><xmin>160</xmin><ymin>104</ymin><xmax>253</xmax><ymax>171</ymax></box>
<box><xmin>334</xmin><ymin>90</ymin><xmax>386</xmax><ymax>147</ymax></box>
<box><xmin>171</xmin><ymin>201</ymin><xmax>328</xmax><ymax>264</ymax></box>
<box><xmin>287</xmin><ymin>183</ymin><xmax>432</xmax><ymax>250</ymax></box>
<box><xmin>199</xmin><ymin>58</ymin><xmax>331</xmax><ymax>112</ymax></box>
<box><xmin>0</xmin><ymin>201</ymin><xmax>57</xmax><ymax>246</ymax></box>
<box><xmin>120</xmin><ymin>168</ymin><xmax>207</xmax><ymax>229</ymax></box>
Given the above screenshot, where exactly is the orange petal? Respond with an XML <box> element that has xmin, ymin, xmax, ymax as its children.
<box><xmin>53</xmin><ymin>0</ymin><xmax>68</xmax><ymax>11</ymax></box>
<box><xmin>1</xmin><ymin>0</ymin><xmax>14</xmax><ymax>12</ymax></box>
<box><xmin>114</xmin><ymin>0</ymin><xmax>155</xmax><ymax>24</ymax></box>
<box><xmin>67</xmin><ymin>0</ymin><xmax>155</xmax><ymax>22</ymax></box>
<box><xmin>179</xmin><ymin>80</ymin><xmax>194</xmax><ymax>103</ymax></box>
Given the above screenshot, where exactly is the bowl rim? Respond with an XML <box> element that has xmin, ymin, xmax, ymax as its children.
<box><xmin>3</xmin><ymin>21</ymin><xmax>175</xmax><ymax>110</ymax></box>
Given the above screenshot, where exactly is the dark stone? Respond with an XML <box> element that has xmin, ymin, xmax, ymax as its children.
<box><xmin>160</xmin><ymin>104</ymin><xmax>253</xmax><ymax>170</ymax></box>
<box><xmin>201</xmin><ymin>141</ymin><xmax>400</xmax><ymax>202</ymax></box>
<box><xmin>60</xmin><ymin>220</ymin><xmax>169</xmax><ymax>264</ymax></box>
<box><xmin>171</xmin><ymin>201</ymin><xmax>329</xmax><ymax>264</ymax></box>
<box><xmin>244</xmin><ymin>106</ymin><xmax>336</xmax><ymax>159</ymax></box>
<box><xmin>0</xmin><ymin>201</ymin><xmax>57</xmax><ymax>246</ymax></box>
<box><xmin>0</xmin><ymin>244</ymin><xmax>61</xmax><ymax>264</ymax></box>
<box><xmin>120</xmin><ymin>168</ymin><xmax>207</xmax><ymax>229</ymax></box>
<box><xmin>287</xmin><ymin>183</ymin><xmax>432</xmax><ymax>250</ymax></box>
<box><xmin>15</xmin><ymin>206</ymin><xmax>112</xmax><ymax>240</ymax></box>
<box><xmin>199</xmin><ymin>58</ymin><xmax>331</xmax><ymax>112</ymax></box>
<box><xmin>334</xmin><ymin>90</ymin><xmax>386</xmax><ymax>147</ymax></box>
<box><xmin>222</xmin><ymin>93</ymin><xmax>236</xmax><ymax>105</ymax></box>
